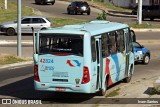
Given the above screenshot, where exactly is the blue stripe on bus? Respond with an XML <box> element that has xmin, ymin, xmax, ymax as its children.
<box><xmin>111</xmin><ymin>54</ymin><xmax>120</xmax><ymax>81</ymax></box>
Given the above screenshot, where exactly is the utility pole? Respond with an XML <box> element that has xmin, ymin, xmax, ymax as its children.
<box><xmin>4</xmin><ymin>0</ymin><xmax>7</xmax><ymax>9</ymax></box>
<box><xmin>17</xmin><ymin>0</ymin><xmax>22</xmax><ymax>57</ymax></box>
<box><xmin>137</xmin><ymin>0</ymin><xmax>142</xmax><ymax>24</ymax></box>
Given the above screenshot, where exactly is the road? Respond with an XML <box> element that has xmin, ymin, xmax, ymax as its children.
<box><xmin>7</xmin><ymin>0</ymin><xmax>158</xmax><ymax>24</ymax></box>
<box><xmin>0</xmin><ymin>56</ymin><xmax>159</xmax><ymax>104</ymax></box>
<box><xmin>20</xmin><ymin>0</ymin><xmax>160</xmax><ymax>24</ymax></box>
<box><xmin>0</xmin><ymin>0</ymin><xmax>160</xmax><ymax>105</ymax></box>
<box><xmin>1</xmin><ymin>31</ymin><xmax>160</xmax><ymax>40</ymax></box>
<box><xmin>0</xmin><ymin>31</ymin><xmax>160</xmax><ymax>57</ymax></box>
<box><xmin>0</xmin><ymin>33</ymin><xmax>160</xmax><ymax>104</ymax></box>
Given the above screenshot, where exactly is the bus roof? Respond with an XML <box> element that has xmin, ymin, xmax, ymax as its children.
<box><xmin>39</xmin><ymin>20</ymin><xmax>129</xmax><ymax>36</ymax></box>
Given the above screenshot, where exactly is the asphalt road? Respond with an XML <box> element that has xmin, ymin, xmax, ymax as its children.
<box><xmin>0</xmin><ymin>58</ymin><xmax>159</xmax><ymax>104</ymax></box>
<box><xmin>0</xmin><ymin>32</ymin><xmax>160</xmax><ymax>58</ymax></box>
<box><xmin>22</xmin><ymin>0</ymin><xmax>100</xmax><ymax>20</ymax></box>
<box><xmin>20</xmin><ymin>0</ymin><xmax>160</xmax><ymax>24</ymax></box>
<box><xmin>8</xmin><ymin>0</ymin><xmax>159</xmax><ymax>24</ymax></box>
<box><xmin>1</xmin><ymin>31</ymin><xmax>160</xmax><ymax>40</ymax></box>
<box><xmin>0</xmin><ymin>0</ymin><xmax>160</xmax><ymax>104</ymax></box>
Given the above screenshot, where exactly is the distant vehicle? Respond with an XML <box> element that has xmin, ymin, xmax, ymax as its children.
<box><xmin>133</xmin><ymin>42</ymin><xmax>150</xmax><ymax>64</ymax></box>
<box><xmin>0</xmin><ymin>16</ymin><xmax>52</xmax><ymax>36</ymax></box>
<box><xmin>35</xmin><ymin>0</ymin><xmax>55</xmax><ymax>5</ymax></box>
<box><xmin>33</xmin><ymin>20</ymin><xmax>135</xmax><ymax>96</ymax></box>
<box><xmin>131</xmin><ymin>5</ymin><xmax>149</xmax><ymax>15</ymax></box>
<box><xmin>131</xmin><ymin>5</ymin><xmax>160</xmax><ymax>21</ymax></box>
<box><xmin>67</xmin><ymin>1</ymin><xmax>90</xmax><ymax>15</ymax></box>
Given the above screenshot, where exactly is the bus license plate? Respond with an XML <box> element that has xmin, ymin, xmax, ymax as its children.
<box><xmin>55</xmin><ymin>87</ymin><xmax>66</xmax><ymax>91</ymax></box>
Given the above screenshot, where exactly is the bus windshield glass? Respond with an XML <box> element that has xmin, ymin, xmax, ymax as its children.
<box><xmin>39</xmin><ymin>33</ymin><xmax>83</xmax><ymax>56</ymax></box>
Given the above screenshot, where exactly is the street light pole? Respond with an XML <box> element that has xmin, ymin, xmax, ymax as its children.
<box><xmin>17</xmin><ymin>0</ymin><xmax>22</xmax><ymax>57</ymax></box>
<box><xmin>4</xmin><ymin>0</ymin><xmax>7</xmax><ymax>9</ymax></box>
<box><xmin>137</xmin><ymin>0</ymin><xmax>142</xmax><ymax>24</ymax></box>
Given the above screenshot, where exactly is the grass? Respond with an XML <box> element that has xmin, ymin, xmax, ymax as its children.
<box><xmin>0</xmin><ymin>0</ymin><xmax>87</xmax><ymax>26</ymax></box>
<box><xmin>0</xmin><ymin>54</ymin><xmax>26</xmax><ymax>65</ymax></box>
<box><xmin>126</xmin><ymin>22</ymin><xmax>160</xmax><ymax>28</ymax></box>
<box><xmin>49</xmin><ymin>17</ymin><xmax>88</xmax><ymax>27</ymax></box>
<box><xmin>0</xmin><ymin>0</ymin><xmax>34</xmax><ymax>23</ymax></box>
<box><xmin>105</xmin><ymin>88</ymin><xmax>120</xmax><ymax>97</ymax></box>
<box><xmin>1</xmin><ymin>0</ymin><xmax>160</xmax><ymax>29</ymax></box>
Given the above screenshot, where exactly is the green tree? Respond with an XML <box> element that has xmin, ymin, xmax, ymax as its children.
<box><xmin>96</xmin><ymin>10</ymin><xmax>107</xmax><ymax>20</ymax></box>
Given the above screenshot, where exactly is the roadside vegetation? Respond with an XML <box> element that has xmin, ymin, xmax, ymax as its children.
<box><xmin>150</xmin><ymin>87</ymin><xmax>160</xmax><ymax>95</ymax></box>
<box><xmin>1</xmin><ymin>0</ymin><xmax>160</xmax><ymax>28</ymax></box>
<box><xmin>0</xmin><ymin>1</ymin><xmax>34</xmax><ymax>23</ymax></box>
<box><xmin>127</xmin><ymin>22</ymin><xmax>160</xmax><ymax>28</ymax></box>
<box><xmin>105</xmin><ymin>88</ymin><xmax>120</xmax><ymax>97</ymax></box>
<box><xmin>0</xmin><ymin>54</ymin><xmax>26</xmax><ymax>65</ymax></box>
<box><xmin>0</xmin><ymin>0</ymin><xmax>87</xmax><ymax>26</ymax></box>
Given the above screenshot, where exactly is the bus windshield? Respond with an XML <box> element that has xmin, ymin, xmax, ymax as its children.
<box><xmin>39</xmin><ymin>33</ymin><xmax>83</xmax><ymax>56</ymax></box>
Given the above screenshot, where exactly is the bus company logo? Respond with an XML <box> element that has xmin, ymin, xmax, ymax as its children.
<box><xmin>75</xmin><ymin>78</ymin><xmax>80</xmax><ymax>84</ymax></box>
<box><xmin>40</xmin><ymin>65</ymin><xmax>54</xmax><ymax>71</ymax></box>
<box><xmin>66</xmin><ymin>60</ymin><xmax>81</xmax><ymax>67</ymax></box>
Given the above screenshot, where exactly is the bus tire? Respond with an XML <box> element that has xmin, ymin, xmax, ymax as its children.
<box><xmin>98</xmin><ymin>78</ymin><xmax>107</xmax><ymax>96</ymax></box>
<box><xmin>124</xmin><ymin>66</ymin><xmax>133</xmax><ymax>83</ymax></box>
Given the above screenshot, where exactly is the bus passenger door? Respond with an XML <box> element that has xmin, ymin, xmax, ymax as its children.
<box><xmin>95</xmin><ymin>37</ymin><xmax>102</xmax><ymax>90</ymax></box>
<box><xmin>124</xmin><ymin>29</ymin><xmax>130</xmax><ymax>76</ymax></box>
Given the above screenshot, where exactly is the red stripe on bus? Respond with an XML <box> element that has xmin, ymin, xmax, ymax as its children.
<box><xmin>105</xmin><ymin>58</ymin><xmax>113</xmax><ymax>86</ymax></box>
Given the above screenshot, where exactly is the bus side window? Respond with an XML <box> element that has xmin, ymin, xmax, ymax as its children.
<box><xmin>91</xmin><ymin>37</ymin><xmax>96</xmax><ymax>62</ymax></box>
<box><xmin>40</xmin><ymin>36</ymin><xmax>49</xmax><ymax>53</ymax></box>
<box><xmin>102</xmin><ymin>33</ymin><xmax>109</xmax><ymax>57</ymax></box>
<box><xmin>109</xmin><ymin>32</ymin><xmax>117</xmax><ymax>55</ymax></box>
<box><xmin>116</xmin><ymin>30</ymin><xmax>125</xmax><ymax>52</ymax></box>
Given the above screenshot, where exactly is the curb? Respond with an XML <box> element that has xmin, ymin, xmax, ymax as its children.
<box><xmin>0</xmin><ymin>61</ymin><xmax>33</xmax><ymax>69</ymax></box>
<box><xmin>131</xmin><ymin>28</ymin><xmax>160</xmax><ymax>32</ymax></box>
<box><xmin>1</xmin><ymin>39</ymin><xmax>160</xmax><ymax>45</ymax></box>
<box><xmin>106</xmin><ymin>11</ymin><xmax>136</xmax><ymax>18</ymax></box>
<box><xmin>0</xmin><ymin>40</ymin><xmax>33</xmax><ymax>45</ymax></box>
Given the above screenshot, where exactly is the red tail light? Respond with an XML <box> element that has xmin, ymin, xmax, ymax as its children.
<box><xmin>81</xmin><ymin>66</ymin><xmax>90</xmax><ymax>84</ymax></box>
<box><xmin>76</xmin><ymin>6</ymin><xmax>79</xmax><ymax>8</ymax></box>
<box><xmin>34</xmin><ymin>64</ymin><xmax>40</xmax><ymax>82</ymax></box>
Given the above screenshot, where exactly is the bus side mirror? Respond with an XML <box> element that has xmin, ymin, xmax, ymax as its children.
<box><xmin>130</xmin><ymin>30</ymin><xmax>136</xmax><ymax>42</ymax></box>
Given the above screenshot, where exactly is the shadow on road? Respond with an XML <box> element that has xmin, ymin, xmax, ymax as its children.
<box><xmin>62</xmin><ymin>13</ymin><xmax>89</xmax><ymax>16</ymax></box>
<box><xmin>0</xmin><ymin>76</ymin><xmax>95</xmax><ymax>104</ymax></box>
<box><xmin>0</xmin><ymin>33</ymin><xmax>33</xmax><ymax>36</ymax></box>
<box><xmin>31</xmin><ymin>3</ymin><xmax>54</xmax><ymax>6</ymax></box>
<box><xmin>144</xmin><ymin>87</ymin><xmax>160</xmax><ymax>95</ymax></box>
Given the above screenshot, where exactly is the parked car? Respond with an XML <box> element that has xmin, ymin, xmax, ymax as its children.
<box><xmin>133</xmin><ymin>41</ymin><xmax>150</xmax><ymax>64</ymax></box>
<box><xmin>67</xmin><ymin>1</ymin><xmax>91</xmax><ymax>15</ymax></box>
<box><xmin>35</xmin><ymin>0</ymin><xmax>55</xmax><ymax>5</ymax></box>
<box><xmin>131</xmin><ymin>5</ymin><xmax>160</xmax><ymax>21</ymax></box>
<box><xmin>0</xmin><ymin>16</ymin><xmax>52</xmax><ymax>36</ymax></box>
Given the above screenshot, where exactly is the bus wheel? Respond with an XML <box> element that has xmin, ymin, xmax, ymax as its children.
<box><xmin>124</xmin><ymin>67</ymin><xmax>132</xmax><ymax>83</ymax></box>
<box><xmin>98</xmin><ymin>79</ymin><xmax>107</xmax><ymax>96</ymax></box>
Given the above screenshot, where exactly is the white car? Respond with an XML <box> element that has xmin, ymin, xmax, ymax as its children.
<box><xmin>0</xmin><ymin>16</ymin><xmax>52</xmax><ymax>36</ymax></box>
